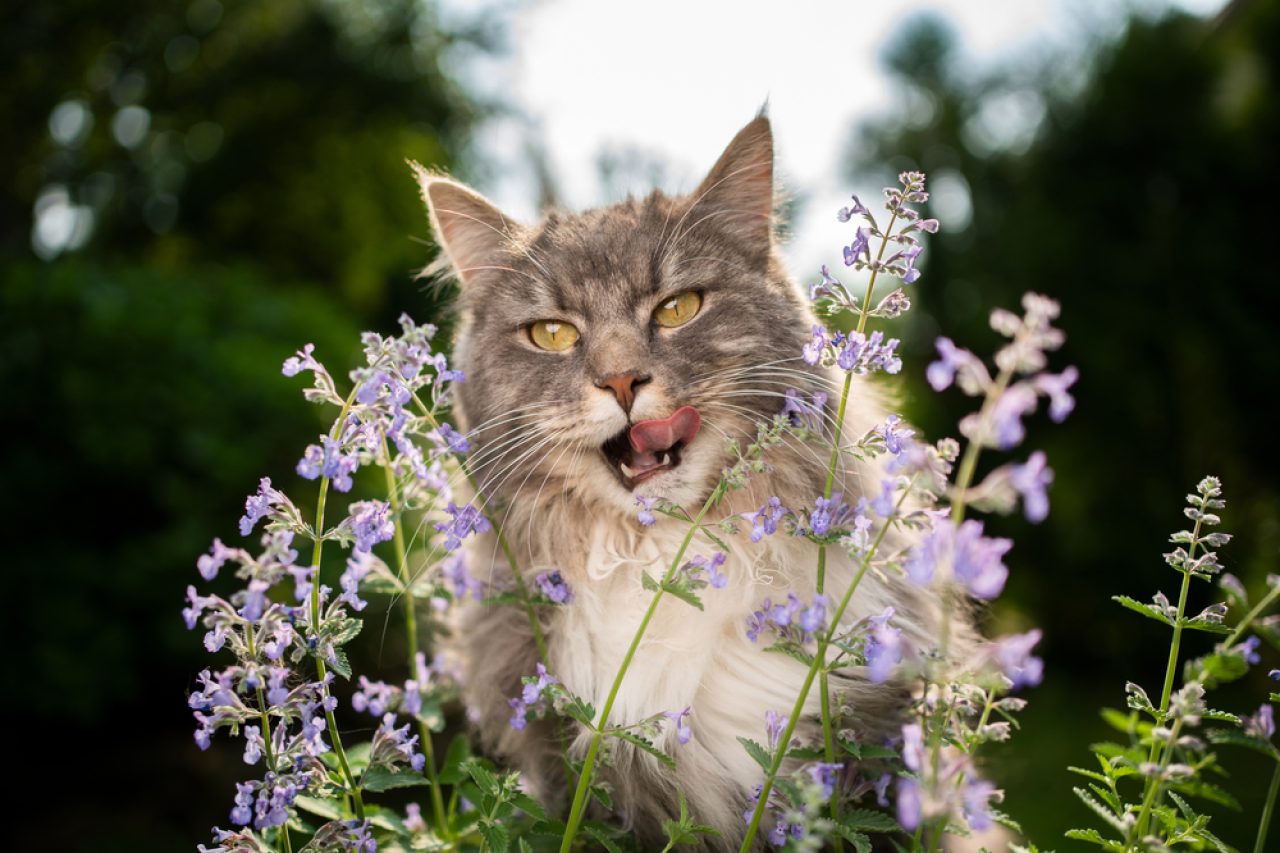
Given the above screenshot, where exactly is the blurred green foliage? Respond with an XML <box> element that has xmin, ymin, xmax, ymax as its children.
<box><xmin>3</xmin><ymin>1</ymin><xmax>484</xmax><ymax>848</ymax></box>
<box><xmin>850</xmin><ymin>3</ymin><xmax>1280</xmax><ymax>846</ymax></box>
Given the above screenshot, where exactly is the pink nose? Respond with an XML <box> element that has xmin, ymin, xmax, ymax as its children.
<box><xmin>595</xmin><ymin>371</ymin><xmax>651</xmax><ymax>414</ymax></box>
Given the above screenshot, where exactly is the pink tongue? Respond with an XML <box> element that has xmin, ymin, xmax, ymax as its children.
<box><xmin>629</xmin><ymin>406</ymin><xmax>701</xmax><ymax>457</ymax></box>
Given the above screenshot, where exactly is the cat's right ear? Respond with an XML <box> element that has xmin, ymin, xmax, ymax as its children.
<box><xmin>410</xmin><ymin>163</ymin><xmax>519</xmax><ymax>285</ymax></box>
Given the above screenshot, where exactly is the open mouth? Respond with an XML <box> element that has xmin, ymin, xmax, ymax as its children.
<box><xmin>600</xmin><ymin>405</ymin><xmax>701</xmax><ymax>489</ymax></box>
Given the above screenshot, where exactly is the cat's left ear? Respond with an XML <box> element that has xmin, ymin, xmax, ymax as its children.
<box><xmin>410</xmin><ymin>162</ymin><xmax>520</xmax><ymax>286</ymax></box>
<box><xmin>689</xmin><ymin>114</ymin><xmax>775</xmax><ymax>250</ymax></box>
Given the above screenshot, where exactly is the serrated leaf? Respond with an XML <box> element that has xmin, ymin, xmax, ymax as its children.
<box><xmin>294</xmin><ymin>794</ymin><xmax>345</xmax><ymax>821</ymax></box>
<box><xmin>1073</xmin><ymin>787</ymin><xmax>1127</xmax><ymax>832</ymax></box>
<box><xmin>464</xmin><ymin>761</ymin><xmax>500</xmax><ymax>796</ymax></box>
<box><xmin>1207</xmin><ymin>727</ymin><xmax>1278</xmax><ymax>757</ymax></box>
<box><xmin>589</xmin><ymin>784</ymin><xmax>613</xmax><ymax>811</ymax></box>
<box><xmin>990</xmin><ymin>808</ymin><xmax>1022</xmax><ymax>834</ymax></box>
<box><xmin>763</xmin><ymin>641</ymin><xmax>815</xmax><ymax>666</ymax></box>
<box><xmin>364</xmin><ymin>804</ymin><xmax>409</xmax><ymax>836</ymax></box>
<box><xmin>613</xmin><ymin>729</ymin><xmax>676</xmax><ymax>770</ymax></box>
<box><xmin>1181</xmin><ymin>617</ymin><xmax>1232</xmax><ymax>634</ymax></box>
<box><xmin>663</xmin><ymin>582</ymin><xmax>705</xmax><ymax>611</ymax></box>
<box><xmin>840</xmin><ymin>808</ymin><xmax>900</xmax><ymax>833</ymax></box>
<box><xmin>836</xmin><ymin>827</ymin><xmax>873</xmax><ymax>853</ymax></box>
<box><xmin>517</xmin><ymin>839</ymin><xmax>534</xmax><ymax>853</ymax></box>
<box><xmin>1113</xmin><ymin>595</ymin><xmax>1173</xmax><ymax>626</ymax></box>
<box><xmin>1125</xmin><ymin>682</ymin><xmax>1155</xmax><ymax>715</ymax></box>
<box><xmin>737</xmin><ymin>736</ymin><xmax>773</xmax><ymax>771</ymax></box>
<box><xmin>641</xmin><ymin>573</ymin><xmax>660</xmax><ymax>593</ymax></box>
<box><xmin>1064</xmin><ymin>828</ymin><xmax>1124</xmax><ymax>850</ymax></box>
<box><xmin>512</xmin><ymin>792</ymin><xmax>549</xmax><ymax>822</ymax></box>
<box><xmin>582</xmin><ymin>822</ymin><xmax>624</xmax><ymax>853</ymax></box>
<box><xmin>327</xmin><ymin>646</ymin><xmax>352</xmax><ymax>680</ymax></box>
<box><xmin>1202</xmin><ymin>708</ymin><xmax>1241</xmax><ymax>723</ymax></box>
<box><xmin>1088</xmin><ymin>782</ymin><xmax>1120</xmax><ymax>813</ymax></box>
<box><xmin>1068</xmin><ymin>765</ymin><xmax>1109</xmax><ymax>783</ymax></box>
<box><xmin>478</xmin><ymin>821</ymin><xmax>509</xmax><ymax>853</ymax></box>
<box><xmin>359</xmin><ymin>574</ymin><xmax>404</xmax><ymax>595</ymax></box>
<box><xmin>362</xmin><ymin>766</ymin><xmax>430</xmax><ymax>792</ymax></box>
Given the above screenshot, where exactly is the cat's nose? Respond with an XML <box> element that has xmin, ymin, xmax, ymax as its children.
<box><xmin>595</xmin><ymin>371</ymin><xmax>652</xmax><ymax>414</ymax></box>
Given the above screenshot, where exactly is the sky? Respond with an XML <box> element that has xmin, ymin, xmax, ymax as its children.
<box><xmin>442</xmin><ymin>0</ymin><xmax>1227</xmax><ymax>274</ymax></box>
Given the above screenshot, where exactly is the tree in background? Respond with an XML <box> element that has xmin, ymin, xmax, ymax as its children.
<box><xmin>2</xmin><ymin>2</ymin><xmax>493</xmax><ymax>848</ymax></box>
<box><xmin>845</xmin><ymin>2</ymin><xmax>1280</xmax><ymax>844</ymax></box>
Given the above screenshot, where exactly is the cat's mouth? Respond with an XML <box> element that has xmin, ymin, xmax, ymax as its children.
<box><xmin>600</xmin><ymin>405</ymin><xmax>701</xmax><ymax>489</ymax></box>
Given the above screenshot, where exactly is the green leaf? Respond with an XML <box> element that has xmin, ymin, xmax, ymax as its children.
<box><xmin>736</xmin><ymin>736</ymin><xmax>773</xmax><ymax>771</ymax></box>
<box><xmin>324</xmin><ymin>616</ymin><xmax>364</xmax><ymax>647</ymax></box>
<box><xmin>517</xmin><ymin>839</ymin><xmax>534</xmax><ymax>853</ymax></box>
<box><xmin>294</xmin><ymin>794</ymin><xmax>345</xmax><ymax>821</ymax></box>
<box><xmin>359</xmin><ymin>574</ymin><xmax>403</xmax><ymax>595</ymax></box>
<box><xmin>839</xmin><ymin>808</ymin><xmax>900</xmax><ymax>833</ymax></box>
<box><xmin>665</xmin><ymin>586</ymin><xmax>705</xmax><ymax>611</ymax></box>
<box><xmin>364</xmin><ymin>804</ymin><xmax>409</xmax><ymax>836</ymax></box>
<box><xmin>478</xmin><ymin>821</ymin><xmax>509</xmax><ymax>853</ymax></box>
<box><xmin>582</xmin><ymin>822</ymin><xmax>624</xmax><ymax>853</ymax></box>
<box><xmin>835</xmin><ymin>827</ymin><xmax>873</xmax><ymax>853</ymax></box>
<box><xmin>464</xmin><ymin>760</ymin><xmax>500</xmax><ymax>797</ymax></box>
<box><xmin>1125</xmin><ymin>682</ymin><xmax>1156</xmax><ymax>716</ymax></box>
<box><xmin>763</xmin><ymin>641</ymin><xmax>815</xmax><ymax>666</ymax></box>
<box><xmin>699</xmin><ymin>527</ymin><xmax>732</xmax><ymax>554</ymax></box>
<box><xmin>1067</xmin><ymin>765</ymin><xmax>1109</xmax><ymax>784</ymax></box>
<box><xmin>1202</xmin><ymin>708</ymin><xmax>1242</xmax><ymax>724</ymax></box>
<box><xmin>512</xmin><ymin>792</ymin><xmax>549</xmax><ymax>822</ymax></box>
<box><xmin>439</xmin><ymin>735</ymin><xmax>472</xmax><ymax>784</ymax></box>
<box><xmin>1073</xmin><ymin>787</ymin><xmax>1127</xmax><ymax>832</ymax></box>
<box><xmin>1207</xmin><ymin>727</ymin><xmax>1278</xmax><ymax>757</ymax></box>
<box><xmin>612</xmin><ymin>729</ymin><xmax>677</xmax><ymax>770</ymax></box>
<box><xmin>1113</xmin><ymin>595</ymin><xmax>1173</xmax><ymax>626</ymax></box>
<box><xmin>327</xmin><ymin>646</ymin><xmax>353</xmax><ymax>680</ymax></box>
<box><xmin>1181</xmin><ymin>616</ymin><xmax>1233</xmax><ymax>634</ymax></box>
<box><xmin>990</xmin><ymin>808</ymin><xmax>1023</xmax><ymax>834</ymax></box>
<box><xmin>1064</xmin><ymin>828</ymin><xmax>1124</xmax><ymax>850</ymax></box>
<box><xmin>361</xmin><ymin>766</ymin><xmax>430</xmax><ymax>792</ymax></box>
<box><xmin>641</xmin><ymin>573</ymin><xmax>660</xmax><ymax>593</ymax></box>
<box><xmin>589</xmin><ymin>784</ymin><xmax>614</xmax><ymax>811</ymax></box>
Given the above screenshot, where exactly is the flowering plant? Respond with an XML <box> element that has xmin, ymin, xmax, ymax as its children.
<box><xmin>185</xmin><ymin>171</ymin><xmax>1278</xmax><ymax>853</ymax></box>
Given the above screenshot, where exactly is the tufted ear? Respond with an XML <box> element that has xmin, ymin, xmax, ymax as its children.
<box><xmin>410</xmin><ymin>162</ymin><xmax>520</xmax><ymax>285</ymax></box>
<box><xmin>688</xmin><ymin>114</ymin><xmax>774</xmax><ymax>247</ymax></box>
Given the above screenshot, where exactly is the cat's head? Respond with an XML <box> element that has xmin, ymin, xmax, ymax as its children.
<box><xmin>413</xmin><ymin>116</ymin><xmax>820</xmax><ymax>516</ymax></box>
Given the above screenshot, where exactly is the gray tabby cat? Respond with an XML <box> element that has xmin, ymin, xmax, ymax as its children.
<box><xmin>412</xmin><ymin>115</ymin><xmax>963</xmax><ymax>850</ymax></box>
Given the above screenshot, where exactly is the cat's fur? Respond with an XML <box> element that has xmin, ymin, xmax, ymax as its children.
<box><xmin>412</xmin><ymin>116</ymin><xmax>969</xmax><ymax>850</ymax></box>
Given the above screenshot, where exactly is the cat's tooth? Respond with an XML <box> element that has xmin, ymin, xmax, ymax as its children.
<box><xmin>619</xmin><ymin>462</ymin><xmax>636</xmax><ymax>478</ymax></box>
<box><xmin>660</xmin><ymin>452</ymin><xmax>671</xmax><ymax>467</ymax></box>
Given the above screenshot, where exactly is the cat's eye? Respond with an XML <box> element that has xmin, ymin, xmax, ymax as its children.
<box><xmin>653</xmin><ymin>291</ymin><xmax>703</xmax><ymax>328</ymax></box>
<box><xmin>528</xmin><ymin>320</ymin><xmax>580</xmax><ymax>352</ymax></box>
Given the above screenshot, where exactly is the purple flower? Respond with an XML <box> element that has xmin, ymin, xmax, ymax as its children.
<box><xmin>535</xmin><ymin>570</ymin><xmax>573</xmax><ymax>604</ymax></box>
<box><xmin>843</xmin><ymin>226</ymin><xmax>871</xmax><ymax>266</ymax></box>
<box><xmin>349</xmin><ymin>500</ymin><xmax>394</xmax><ymax>553</ymax></box>
<box><xmin>240</xmin><ymin>578</ymin><xmax>269</xmax><ymax>622</ymax></box>
<box><xmin>339</xmin><ymin>552</ymin><xmax>373</xmax><ymax>612</ymax></box>
<box><xmin>809</xmin><ymin>265</ymin><xmax>842</xmax><ymax>301</ymax></box>
<box><xmin>898</xmin><ymin>244</ymin><xmax>924</xmax><ymax>284</ymax></box>
<box><xmin>749</xmin><ymin>497</ymin><xmax>788</xmax><ymax>542</ymax></box>
<box><xmin>1242</xmin><ymin>636</ymin><xmax>1263</xmax><ymax>665</ymax></box>
<box><xmin>799</xmin><ymin>594</ymin><xmax>828</xmax><ymax>634</ymax></box>
<box><xmin>988</xmin><ymin>383</ymin><xmax>1039</xmax><ymax>449</ymax></box>
<box><xmin>688</xmin><ymin>552</ymin><xmax>728</xmax><ymax>588</ymax></box>
<box><xmin>917</xmin><ymin>218</ymin><xmax>939</xmax><ymax>233</ymax></box>
<box><xmin>780</xmin><ymin>389</ymin><xmax>828</xmax><ymax>432</ymax></box>
<box><xmin>866</xmin><ymin>607</ymin><xmax>903</xmax><ymax>683</ymax></box>
<box><xmin>242</xmin><ymin>726</ymin><xmax>264</xmax><ymax>765</ymax></box>
<box><xmin>239</xmin><ymin>478</ymin><xmax>281</xmax><ymax>536</ymax></box>
<box><xmin>835</xmin><ymin>330</ymin><xmax>902</xmax><ymax>375</ymax></box>
<box><xmin>282</xmin><ymin>343</ymin><xmax>319</xmax><ymax>377</ymax></box>
<box><xmin>992</xmin><ymin>629</ymin><xmax>1044</xmax><ymax>689</ymax></box>
<box><xmin>664</xmin><ymin>706</ymin><xmax>693</xmax><ymax>745</ymax></box>
<box><xmin>230</xmin><ymin>782</ymin><xmax>255</xmax><ymax>826</ymax></box>
<box><xmin>897</xmin><ymin>779</ymin><xmax>922</xmax><ymax>831</ymax></box>
<box><xmin>442</xmin><ymin>553</ymin><xmax>484</xmax><ymax>601</ymax></box>
<box><xmin>962</xmin><ymin>779</ymin><xmax>999</xmax><ymax>831</ymax></box>
<box><xmin>764</xmin><ymin>709</ymin><xmax>784</xmax><ymax>750</ymax></box>
<box><xmin>508</xmin><ymin>697</ymin><xmax>528</xmax><ymax>730</ymax></box>
<box><xmin>433</xmin><ymin>422</ymin><xmax>470</xmax><ymax>454</ymax></box>
<box><xmin>1035</xmin><ymin>366</ymin><xmax>1078</xmax><ymax>422</ymax></box>
<box><xmin>806</xmin><ymin>761</ymin><xmax>844</xmax><ymax>800</ymax></box>
<box><xmin>197</xmin><ymin>538</ymin><xmax>236</xmax><ymax>581</ymax></box>
<box><xmin>435</xmin><ymin>502</ymin><xmax>492</xmax><ymax>552</ymax></box>
<box><xmin>907</xmin><ymin>520</ymin><xmax>1011</xmax><ymax>599</ymax></box>
<box><xmin>802</xmin><ymin>324</ymin><xmax>828</xmax><ymax>366</ymax></box>
<box><xmin>296</xmin><ymin>435</ymin><xmax>358</xmax><ymax>493</ymax></box>
<box><xmin>926</xmin><ymin>337</ymin><xmax>986</xmax><ymax>393</ymax></box>
<box><xmin>837</xmin><ymin>195</ymin><xmax>870</xmax><ymax>222</ymax></box>
<box><xmin>952</xmin><ymin>520</ymin><xmax>1012</xmax><ymax>599</ymax></box>
<box><xmin>1245</xmin><ymin>704</ymin><xmax>1275</xmax><ymax>740</ymax></box>
<box><xmin>1009</xmin><ymin>451</ymin><xmax>1054</xmax><ymax>523</ymax></box>
<box><xmin>875</xmin><ymin>414</ymin><xmax>913</xmax><ymax>457</ymax></box>
<box><xmin>811</xmin><ymin>494</ymin><xmax>843</xmax><ymax>536</ymax></box>
<box><xmin>635</xmin><ymin>495</ymin><xmax>658</xmax><ymax>527</ymax></box>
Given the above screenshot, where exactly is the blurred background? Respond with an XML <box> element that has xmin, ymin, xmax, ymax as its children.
<box><xmin>5</xmin><ymin>0</ymin><xmax>1278</xmax><ymax>848</ymax></box>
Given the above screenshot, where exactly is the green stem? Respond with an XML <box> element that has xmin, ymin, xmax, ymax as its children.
<box><xmin>381</xmin><ymin>437</ymin><xmax>449</xmax><ymax>833</ymax></box>
<box><xmin>559</xmin><ymin>484</ymin><xmax>725</xmax><ymax>853</ymax></box>
<box><xmin>1133</xmin><ymin>515</ymin><xmax>1202</xmax><ymax>840</ymax></box>
<box><xmin>739</xmin><ymin>480</ymin><xmax>916</xmax><ymax>852</ymax></box>
<box><xmin>1255</xmin><ymin>757</ymin><xmax>1280</xmax><ymax>853</ymax></box>
<box><xmin>307</xmin><ymin>391</ymin><xmax>365</xmax><ymax>820</ymax></box>
<box><xmin>280</xmin><ymin>825</ymin><xmax>293</xmax><ymax>853</ymax></box>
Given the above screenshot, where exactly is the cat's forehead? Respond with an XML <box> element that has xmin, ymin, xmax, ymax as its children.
<box><xmin>515</xmin><ymin>194</ymin><xmax>701</xmax><ymax>309</ymax></box>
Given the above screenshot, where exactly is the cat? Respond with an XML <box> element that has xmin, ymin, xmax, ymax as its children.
<box><xmin>411</xmin><ymin>114</ymin><xmax>967</xmax><ymax>850</ymax></box>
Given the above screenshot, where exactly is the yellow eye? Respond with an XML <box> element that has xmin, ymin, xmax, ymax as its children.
<box><xmin>653</xmin><ymin>291</ymin><xmax>703</xmax><ymax>328</ymax></box>
<box><xmin>529</xmin><ymin>320</ymin><xmax>580</xmax><ymax>351</ymax></box>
